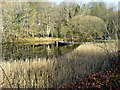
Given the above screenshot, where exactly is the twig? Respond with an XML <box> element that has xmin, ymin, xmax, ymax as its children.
<box><xmin>0</xmin><ymin>66</ymin><xmax>13</xmax><ymax>90</ymax></box>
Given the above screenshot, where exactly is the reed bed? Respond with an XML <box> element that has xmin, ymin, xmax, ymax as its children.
<box><xmin>0</xmin><ymin>58</ymin><xmax>57</xmax><ymax>88</ymax></box>
<box><xmin>0</xmin><ymin>42</ymin><xmax>118</xmax><ymax>88</ymax></box>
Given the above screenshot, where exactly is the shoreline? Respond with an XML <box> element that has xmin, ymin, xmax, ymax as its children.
<box><xmin>1</xmin><ymin>37</ymin><xmax>64</xmax><ymax>45</ymax></box>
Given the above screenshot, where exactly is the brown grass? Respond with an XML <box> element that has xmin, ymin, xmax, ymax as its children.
<box><xmin>0</xmin><ymin>42</ymin><xmax>118</xmax><ymax>88</ymax></box>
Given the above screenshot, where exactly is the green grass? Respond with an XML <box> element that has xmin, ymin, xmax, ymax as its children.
<box><xmin>95</xmin><ymin>39</ymin><xmax>118</xmax><ymax>42</ymax></box>
<box><xmin>10</xmin><ymin>37</ymin><xmax>63</xmax><ymax>44</ymax></box>
<box><xmin>0</xmin><ymin>42</ymin><xmax>118</xmax><ymax>88</ymax></box>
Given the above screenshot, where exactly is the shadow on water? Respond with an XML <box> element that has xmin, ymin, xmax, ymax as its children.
<box><xmin>2</xmin><ymin>43</ymin><xmax>79</xmax><ymax>61</ymax></box>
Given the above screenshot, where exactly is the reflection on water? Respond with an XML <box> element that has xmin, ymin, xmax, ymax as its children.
<box><xmin>2</xmin><ymin>43</ymin><xmax>79</xmax><ymax>61</ymax></box>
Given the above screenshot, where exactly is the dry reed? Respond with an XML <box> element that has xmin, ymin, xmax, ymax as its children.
<box><xmin>0</xmin><ymin>42</ymin><xmax>118</xmax><ymax>88</ymax></box>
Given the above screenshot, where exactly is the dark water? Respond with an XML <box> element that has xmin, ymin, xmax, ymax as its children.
<box><xmin>2</xmin><ymin>43</ymin><xmax>79</xmax><ymax>61</ymax></box>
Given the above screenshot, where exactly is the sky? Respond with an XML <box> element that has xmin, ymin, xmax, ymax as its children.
<box><xmin>48</xmin><ymin>0</ymin><xmax>119</xmax><ymax>10</ymax></box>
<box><xmin>2</xmin><ymin>0</ymin><xmax>119</xmax><ymax>8</ymax></box>
<box><xmin>2</xmin><ymin>0</ymin><xmax>119</xmax><ymax>3</ymax></box>
<box><xmin>48</xmin><ymin>0</ymin><xmax>119</xmax><ymax>3</ymax></box>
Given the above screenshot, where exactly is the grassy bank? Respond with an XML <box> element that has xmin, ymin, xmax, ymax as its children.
<box><xmin>7</xmin><ymin>37</ymin><xmax>63</xmax><ymax>44</ymax></box>
<box><xmin>0</xmin><ymin>42</ymin><xmax>118</xmax><ymax>88</ymax></box>
<box><xmin>95</xmin><ymin>39</ymin><xmax>118</xmax><ymax>42</ymax></box>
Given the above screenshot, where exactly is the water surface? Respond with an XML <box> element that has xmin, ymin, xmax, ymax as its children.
<box><xmin>2</xmin><ymin>43</ymin><xmax>79</xmax><ymax>61</ymax></box>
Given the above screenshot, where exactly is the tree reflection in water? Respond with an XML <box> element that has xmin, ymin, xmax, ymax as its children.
<box><xmin>2</xmin><ymin>43</ymin><xmax>79</xmax><ymax>61</ymax></box>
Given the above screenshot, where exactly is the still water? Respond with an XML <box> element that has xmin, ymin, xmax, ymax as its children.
<box><xmin>2</xmin><ymin>43</ymin><xmax>79</xmax><ymax>61</ymax></box>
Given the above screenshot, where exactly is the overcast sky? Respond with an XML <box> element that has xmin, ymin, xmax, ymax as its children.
<box><xmin>2</xmin><ymin>0</ymin><xmax>119</xmax><ymax>8</ymax></box>
<box><xmin>49</xmin><ymin>0</ymin><xmax>119</xmax><ymax>3</ymax></box>
<box><xmin>2</xmin><ymin>0</ymin><xmax>119</xmax><ymax>3</ymax></box>
<box><xmin>48</xmin><ymin>0</ymin><xmax>118</xmax><ymax>10</ymax></box>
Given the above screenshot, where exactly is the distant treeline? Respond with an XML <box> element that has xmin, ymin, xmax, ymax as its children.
<box><xmin>1</xmin><ymin>2</ymin><xmax>118</xmax><ymax>42</ymax></box>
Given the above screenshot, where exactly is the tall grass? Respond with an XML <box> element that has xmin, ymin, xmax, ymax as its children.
<box><xmin>0</xmin><ymin>59</ymin><xmax>57</xmax><ymax>88</ymax></box>
<box><xmin>0</xmin><ymin>42</ymin><xmax>118</xmax><ymax>88</ymax></box>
